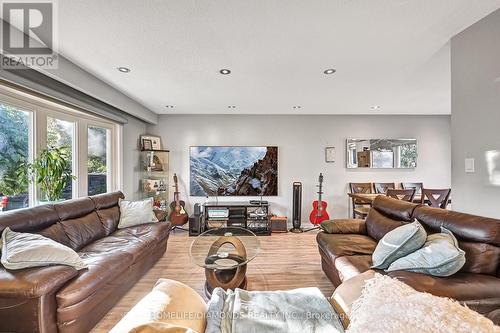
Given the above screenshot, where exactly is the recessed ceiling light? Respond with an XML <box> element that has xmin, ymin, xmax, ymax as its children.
<box><xmin>117</xmin><ymin>66</ymin><xmax>131</xmax><ymax>73</ymax></box>
<box><xmin>219</xmin><ymin>69</ymin><xmax>231</xmax><ymax>75</ymax></box>
<box><xmin>323</xmin><ymin>69</ymin><xmax>336</xmax><ymax>75</ymax></box>
<box><xmin>370</xmin><ymin>105</ymin><xmax>381</xmax><ymax>110</ymax></box>
<box><xmin>165</xmin><ymin>105</ymin><xmax>174</xmax><ymax>108</ymax></box>
<box><xmin>227</xmin><ymin>105</ymin><xmax>236</xmax><ymax>109</ymax></box>
<box><xmin>293</xmin><ymin>106</ymin><xmax>302</xmax><ymax>109</ymax></box>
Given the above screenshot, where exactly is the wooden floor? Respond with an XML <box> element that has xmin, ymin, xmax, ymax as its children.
<box><xmin>90</xmin><ymin>229</ymin><xmax>333</xmax><ymax>332</ymax></box>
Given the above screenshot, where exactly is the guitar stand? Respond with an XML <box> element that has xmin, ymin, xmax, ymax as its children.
<box><xmin>172</xmin><ymin>226</ymin><xmax>189</xmax><ymax>232</ymax></box>
<box><xmin>289</xmin><ymin>226</ymin><xmax>320</xmax><ymax>233</ymax></box>
<box><xmin>303</xmin><ymin>226</ymin><xmax>320</xmax><ymax>232</ymax></box>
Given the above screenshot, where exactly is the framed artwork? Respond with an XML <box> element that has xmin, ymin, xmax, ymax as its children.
<box><xmin>190</xmin><ymin>146</ymin><xmax>278</xmax><ymax>196</ymax></box>
<box><xmin>142</xmin><ymin>139</ymin><xmax>152</xmax><ymax>151</ymax></box>
<box><xmin>325</xmin><ymin>146</ymin><xmax>335</xmax><ymax>163</ymax></box>
<box><xmin>140</xmin><ymin>135</ymin><xmax>162</xmax><ymax>150</ymax></box>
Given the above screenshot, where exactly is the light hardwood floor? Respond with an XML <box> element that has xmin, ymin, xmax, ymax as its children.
<box><xmin>90</xmin><ymin>229</ymin><xmax>333</xmax><ymax>332</ymax></box>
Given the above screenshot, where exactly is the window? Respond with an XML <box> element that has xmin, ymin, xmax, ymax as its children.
<box><xmin>0</xmin><ymin>103</ymin><xmax>32</xmax><ymax>211</ymax></box>
<box><xmin>0</xmin><ymin>86</ymin><xmax>120</xmax><ymax>212</ymax></box>
<box><xmin>47</xmin><ymin>117</ymin><xmax>76</xmax><ymax>200</ymax></box>
<box><xmin>87</xmin><ymin>125</ymin><xmax>111</xmax><ymax>196</ymax></box>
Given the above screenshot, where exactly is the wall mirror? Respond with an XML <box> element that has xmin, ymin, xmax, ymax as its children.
<box><xmin>346</xmin><ymin>139</ymin><xmax>417</xmax><ymax>169</ymax></box>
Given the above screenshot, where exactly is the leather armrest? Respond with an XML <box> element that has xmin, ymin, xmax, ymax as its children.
<box><xmin>321</xmin><ymin>219</ymin><xmax>367</xmax><ymax>234</ymax></box>
<box><xmin>0</xmin><ymin>265</ymin><xmax>78</xmax><ymax>298</ymax></box>
<box><xmin>0</xmin><ymin>266</ymin><xmax>77</xmax><ymax>333</ymax></box>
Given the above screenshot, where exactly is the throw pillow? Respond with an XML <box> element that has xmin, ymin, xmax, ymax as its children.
<box><xmin>386</xmin><ymin>227</ymin><xmax>466</xmax><ymax>276</ymax></box>
<box><xmin>0</xmin><ymin>227</ymin><xmax>87</xmax><ymax>270</ymax></box>
<box><xmin>118</xmin><ymin>198</ymin><xmax>159</xmax><ymax>229</ymax></box>
<box><xmin>371</xmin><ymin>220</ymin><xmax>426</xmax><ymax>269</ymax></box>
<box><xmin>346</xmin><ymin>274</ymin><xmax>498</xmax><ymax>333</ymax></box>
<box><xmin>109</xmin><ymin>279</ymin><xmax>207</xmax><ymax>333</ymax></box>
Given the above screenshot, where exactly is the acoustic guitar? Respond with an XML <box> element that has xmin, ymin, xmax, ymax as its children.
<box><xmin>169</xmin><ymin>173</ymin><xmax>188</xmax><ymax>226</ymax></box>
<box><xmin>309</xmin><ymin>173</ymin><xmax>330</xmax><ymax>225</ymax></box>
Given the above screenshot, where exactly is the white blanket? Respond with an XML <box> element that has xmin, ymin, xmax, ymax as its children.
<box><xmin>205</xmin><ymin>287</ymin><xmax>344</xmax><ymax>333</ymax></box>
<box><xmin>347</xmin><ymin>274</ymin><xmax>500</xmax><ymax>333</ymax></box>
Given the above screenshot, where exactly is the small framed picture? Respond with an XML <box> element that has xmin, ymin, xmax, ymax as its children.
<box><xmin>142</xmin><ymin>139</ymin><xmax>153</xmax><ymax>151</ymax></box>
<box><xmin>140</xmin><ymin>135</ymin><xmax>162</xmax><ymax>150</ymax></box>
<box><xmin>325</xmin><ymin>146</ymin><xmax>335</xmax><ymax>163</ymax></box>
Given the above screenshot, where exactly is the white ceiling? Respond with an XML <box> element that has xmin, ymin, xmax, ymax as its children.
<box><xmin>56</xmin><ymin>0</ymin><xmax>500</xmax><ymax>115</ymax></box>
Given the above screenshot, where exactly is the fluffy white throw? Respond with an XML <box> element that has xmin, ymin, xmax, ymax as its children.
<box><xmin>347</xmin><ymin>274</ymin><xmax>499</xmax><ymax>333</ymax></box>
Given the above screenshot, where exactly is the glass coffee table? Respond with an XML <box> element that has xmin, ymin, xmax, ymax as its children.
<box><xmin>190</xmin><ymin>227</ymin><xmax>260</xmax><ymax>297</ymax></box>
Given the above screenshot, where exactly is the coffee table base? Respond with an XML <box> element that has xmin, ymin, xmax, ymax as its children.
<box><xmin>204</xmin><ymin>265</ymin><xmax>247</xmax><ymax>297</ymax></box>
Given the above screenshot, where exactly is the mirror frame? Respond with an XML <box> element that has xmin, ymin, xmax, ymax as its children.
<box><xmin>346</xmin><ymin>138</ymin><xmax>418</xmax><ymax>169</ymax></box>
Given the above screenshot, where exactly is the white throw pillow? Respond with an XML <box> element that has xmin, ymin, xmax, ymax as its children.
<box><xmin>118</xmin><ymin>198</ymin><xmax>159</xmax><ymax>229</ymax></box>
<box><xmin>0</xmin><ymin>227</ymin><xmax>87</xmax><ymax>270</ymax></box>
<box><xmin>347</xmin><ymin>274</ymin><xmax>499</xmax><ymax>333</ymax></box>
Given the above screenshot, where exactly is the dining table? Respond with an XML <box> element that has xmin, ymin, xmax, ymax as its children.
<box><xmin>347</xmin><ymin>193</ymin><xmax>383</xmax><ymax>204</ymax></box>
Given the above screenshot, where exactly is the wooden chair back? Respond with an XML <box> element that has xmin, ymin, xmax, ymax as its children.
<box><xmin>349</xmin><ymin>183</ymin><xmax>372</xmax><ymax>217</ymax></box>
<box><xmin>401</xmin><ymin>182</ymin><xmax>423</xmax><ymax>195</ymax></box>
<box><xmin>421</xmin><ymin>188</ymin><xmax>451</xmax><ymax>209</ymax></box>
<box><xmin>386</xmin><ymin>188</ymin><xmax>415</xmax><ymax>202</ymax></box>
<box><xmin>374</xmin><ymin>182</ymin><xmax>395</xmax><ymax>194</ymax></box>
<box><xmin>350</xmin><ymin>182</ymin><xmax>373</xmax><ymax>194</ymax></box>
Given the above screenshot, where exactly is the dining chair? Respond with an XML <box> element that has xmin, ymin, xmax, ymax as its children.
<box><xmin>349</xmin><ymin>182</ymin><xmax>372</xmax><ymax>219</ymax></box>
<box><xmin>401</xmin><ymin>182</ymin><xmax>423</xmax><ymax>203</ymax></box>
<box><xmin>373</xmin><ymin>182</ymin><xmax>395</xmax><ymax>194</ymax></box>
<box><xmin>421</xmin><ymin>188</ymin><xmax>451</xmax><ymax>209</ymax></box>
<box><xmin>386</xmin><ymin>188</ymin><xmax>416</xmax><ymax>202</ymax></box>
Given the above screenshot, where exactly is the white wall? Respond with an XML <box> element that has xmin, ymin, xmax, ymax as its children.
<box><xmin>122</xmin><ymin>115</ymin><xmax>147</xmax><ymax>200</ymax></box>
<box><xmin>451</xmin><ymin>9</ymin><xmax>500</xmax><ymax>218</ymax></box>
<box><xmin>147</xmin><ymin>115</ymin><xmax>451</xmax><ymax>225</ymax></box>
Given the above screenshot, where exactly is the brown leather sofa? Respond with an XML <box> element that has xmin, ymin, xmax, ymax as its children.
<box><xmin>317</xmin><ymin>196</ymin><xmax>500</xmax><ymax>324</ymax></box>
<box><xmin>0</xmin><ymin>191</ymin><xmax>171</xmax><ymax>333</ymax></box>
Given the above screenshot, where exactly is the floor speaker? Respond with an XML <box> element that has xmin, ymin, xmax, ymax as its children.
<box><xmin>189</xmin><ymin>203</ymin><xmax>203</xmax><ymax>236</ymax></box>
<box><xmin>290</xmin><ymin>182</ymin><xmax>303</xmax><ymax>233</ymax></box>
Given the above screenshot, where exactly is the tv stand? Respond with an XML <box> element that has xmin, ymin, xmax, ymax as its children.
<box><xmin>203</xmin><ymin>201</ymin><xmax>271</xmax><ymax>236</ymax></box>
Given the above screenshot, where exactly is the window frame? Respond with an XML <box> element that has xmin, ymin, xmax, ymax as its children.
<box><xmin>0</xmin><ymin>84</ymin><xmax>122</xmax><ymax>205</ymax></box>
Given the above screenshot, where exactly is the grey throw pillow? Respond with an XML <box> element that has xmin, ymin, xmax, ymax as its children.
<box><xmin>386</xmin><ymin>227</ymin><xmax>466</xmax><ymax>276</ymax></box>
<box><xmin>0</xmin><ymin>227</ymin><xmax>87</xmax><ymax>270</ymax></box>
<box><xmin>371</xmin><ymin>220</ymin><xmax>427</xmax><ymax>269</ymax></box>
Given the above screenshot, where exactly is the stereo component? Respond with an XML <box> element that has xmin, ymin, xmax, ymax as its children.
<box><xmin>207</xmin><ymin>207</ymin><xmax>229</xmax><ymax>219</ymax></box>
<box><xmin>271</xmin><ymin>216</ymin><xmax>288</xmax><ymax>233</ymax></box>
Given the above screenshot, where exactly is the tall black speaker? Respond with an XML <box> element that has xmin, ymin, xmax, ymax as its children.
<box><xmin>290</xmin><ymin>182</ymin><xmax>303</xmax><ymax>233</ymax></box>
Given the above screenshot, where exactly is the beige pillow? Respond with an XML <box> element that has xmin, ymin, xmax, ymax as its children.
<box><xmin>110</xmin><ymin>279</ymin><xmax>207</xmax><ymax>333</ymax></box>
<box><xmin>129</xmin><ymin>322</ymin><xmax>197</xmax><ymax>333</ymax></box>
<box><xmin>0</xmin><ymin>227</ymin><xmax>87</xmax><ymax>270</ymax></box>
<box><xmin>118</xmin><ymin>198</ymin><xmax>159</xmax><ymax>229</ymax></box>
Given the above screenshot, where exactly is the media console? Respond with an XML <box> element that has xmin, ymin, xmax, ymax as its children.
<box><xmin>202</xmin><ymin>201</ymin><xmax>271</xmax><ymax>236</ymax></box>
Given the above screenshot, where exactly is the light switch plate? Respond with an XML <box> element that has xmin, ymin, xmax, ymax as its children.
<box><xmin>465</xmin><ymin>158</ymin><xmax>475</xmax><ymax>173</ymax></box>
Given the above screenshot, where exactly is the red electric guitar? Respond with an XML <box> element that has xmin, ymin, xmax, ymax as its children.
<box><xmin>309</xmin><ymin>173</ymin><xmax>330</xmax><ymax>225</ymax></box>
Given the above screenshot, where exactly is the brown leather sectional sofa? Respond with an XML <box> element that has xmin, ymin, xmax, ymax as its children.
<box><xmin>317</xmin><ymin>195</ymin><xmax>500</xmax><ymax>324</ymax></box>
<box><xmin>0</xmin><ymin>191</ymin><xmax>171</xmax><ymax>333</ymax></box>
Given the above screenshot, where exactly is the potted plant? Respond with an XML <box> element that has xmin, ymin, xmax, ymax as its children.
<box><xmin>25</xmin><ymin>147</ymin><xmax>76</xmax><ymax>204</ymax></box>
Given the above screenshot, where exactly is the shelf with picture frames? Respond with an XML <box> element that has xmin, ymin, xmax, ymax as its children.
<box><xmin>140</xmin><ymin>149</ymin><xmax>169</xmax><ymax>211</ymax></box>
